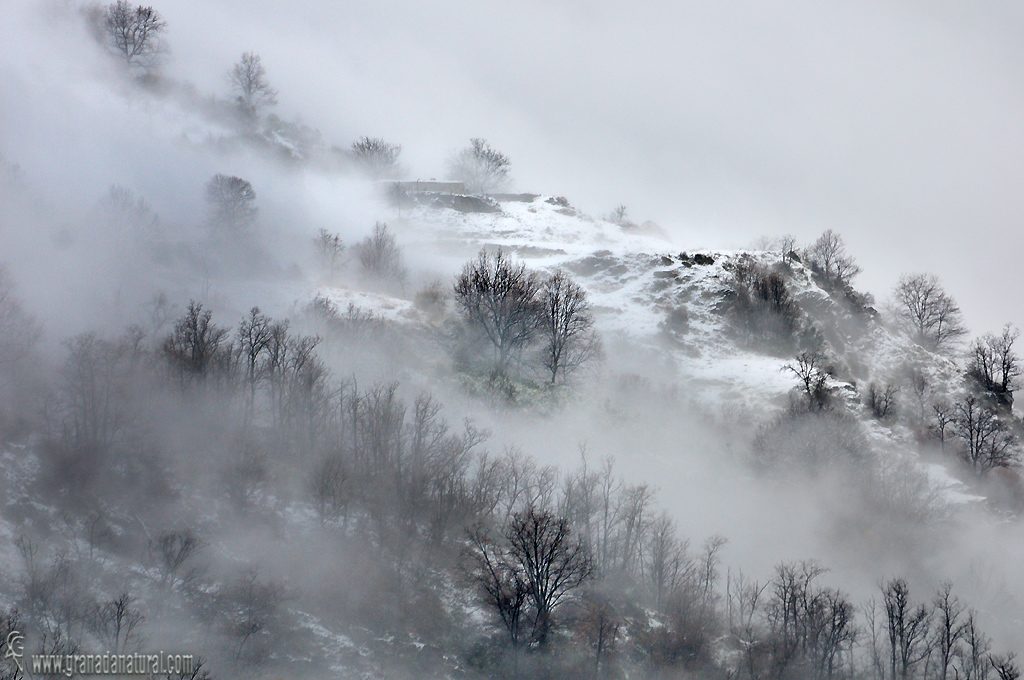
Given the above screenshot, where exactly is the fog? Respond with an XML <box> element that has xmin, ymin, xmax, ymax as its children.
<box><xmin>2</xmin><ymin>1</ymin><xmax>1024</xmax><ymax>678</ymax></box>
<box><xmin>154</xmin><ymin>0</ymin><xmax>1024</xmax><ymax>332</ymax></box>
<box><xmin>8</xmin><ymin>0</ymin><xmax>1024</xmax><ymax>330</ymax></box>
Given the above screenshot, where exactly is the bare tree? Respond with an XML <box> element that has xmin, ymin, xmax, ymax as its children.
<box><xmin>101</xmin><ymin>184</ymin><xmax>160</xmax><ymax>235</ymax></box>
<box><xmin>804</xmin><ymin>230</ymin><xmax>861</xmax><ymax>288</ymax></box>
<box><xmin>467</xmin><ymin>507</ymin><xmax>593</xmax><ymax>650</ymax></box>
<box><xmin>890</xmin><ymin>274</ymin><xmax>967</xmax><ymax>352</ymax></box>
<box><xmin>350</xmin><ymin>137</ymin><xmax>403</xmax><ymax>179</ymax></box>
<box><xmin>538</xmin><ymin>270</ymin><xmax>601</xmax><ymax>383</ymax></box>
<box><xmin>59</xmin><ymin>331</ymin><xmax>141</xmax><ymax>451</ymax></box>
<box><xmin>225</xmin><ymin>567</ymin><xmax>285</xmax><ymax>663</ymax></box>
<box><xmin>958</xmin><ymin>612</ymin><xmax>992</xmax><ymax>680</ymax></box>
<box><xmin>309</xmin><ymin>454</ymin><xmax>350</xmax><ymax>524</ymax></box>
<box><xmin>205</xmin><ymin>174</ymin><xmax>257</xmax><ymax>232</ymax></box>
<box><xmin>454</xmin><ymin>249</ymin><xmax>541</xmax><ymax>372</ymax></box>
<box><xmin>764</xmin><ymin>561</ymin><xmax>857</xmax><ymax>680</ymax></box>
<box><xmin>313</xmin><ymin>229</ymin><xmax>345</xmax><ymax>276</ymax></box>
<box><xmin>101</xmin><ymin>1</ymin><xmax>167</xmax><ymax>74</ymax></box>
<box><xmin>466</xmin><ymin>524</ymin><xmax>531</xmax><ymax>649</ymax></box>
<box><xmin>992</xmin><ymin>654</ymin><xmax>1021</xmax><ymax>680</ymax></box>
<box><xmin>779</xmin><ymin>234</ymin><xmax>798</xmax><ymax>265</ymax></box>
<box><xmin>881</xmin><ymin>578</ymin><xmax>932</xmax><ymax>680</ymax></box>
<box><xmin>354</xmin><ymin>222</ymin><xmax>406</xmax><ymax>285</ymax></box>
<box><xmin>932</xmin><ymin>402</ymin><xmax>956</xmax><ymax>451</ymax></box>
<box><xmin>952</xmin><ymin>395</ymin><xmax>1018</xmax><ymax>475</ymax></box>
<box><xmin>447</xmin><ymin>138</ymin><xmax>511</xmax><ymax>193</ymax></box>
<box><xmin>506</xmin><ymin>507</ymin><xmax>594</xmax><ymax>646</ymax></box>
<box><xmin>866</xmin><ymin>382</ymin><xmax>899</xmax><ymax>419</ymax></box>
<box><xmin>162</xmin><ymin>302</ymin><xmax>231</xmax><ymax>386</ymax></box>
<box><xmin>607</xmin><ymin>204</ymin><xmax>629</xmax><ymax>225</ymax></box>
<box><xmin>236</xmin><ymin>307</ymin><xmax>272</xmax><ymax>418</ymax></box>
<box><xmin>784</xmin><ymin>351</ymin><xmax>831</xmax><ymax>410</ymax></box>
<box><xmin>154</xmin><ymin>528</ymin><xmax>205</xmax><ymax>590</ymax></box>
<box><xmin>0</xmin><ymin>265</ymin><xmax>42</xmax><ymax>367</ymax></box>
<box><xmin>88</xmin><ymin>592</ymin><xmax>144</xmax><ymax>653</ymax></box>
<box><xmin>228</xmin><ymin>52</ymin><xmax>277</xmax><ymax>123</ymax></box>
<box><xmin>968</xmin><ymin>324</ymin><xmax>1021</xmax><ymax>405</ymax></box>
<box><xmin>931</xmin><ymin>583</ymin><xmax>966</xmax><ymax>680</ymax></box>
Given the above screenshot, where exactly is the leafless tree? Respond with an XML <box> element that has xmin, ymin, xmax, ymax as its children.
<box><xmin>101</xmin><ymin>184</ymin><xmax>160</xmax><ymax>235</ymax></box>
<box><xmin>205</xmin><ymin>174</ymin><xmax>257</xmax><ymax>232</ymax></box>
<box><xmin>881</xmin><ymin>578</ymin><xmax>932</xmax><ymax>680</ymax></box>
<box><xmin>643</xmin><ymin>512</ymin><xmax>692</xmax><ymax>611</ymax></box>
<box><xmin>350</xmin><ymin>137</ymin><xmax>403</xmax><ymax>179</ymax></box>
<box><xmin>779</xmin><ymin>234</ymin><xmax>798</xmax><ymax>264</ymax></box>
<box><xmin>466</xmin><ymin>524</ymin><xmax>531</xmax><ymax>649</ymax></box>
<box><xmin>729</xmin><ymin>259</ymin><xmax>800</xmax><ymax>346</ymax></box>
<box><xmin>100</xmin><ymin>1</ymin><xmax>168</xmax><ymax>74</ymax></box>
<box><xmin>88</xmin><ymin>592</ymin><xmax>144</xmax><ymax>653</ymax></box>
<box><xmin>0</xmin><ymin>265</ymin><xmax>41</xmax><ymax>368</ymax></box>
<box><xmin>154</xmin><ymin>528</ymin><xmax>205</xmax><ymax>589</ymax></box>
<box><xmin>899</xmin><ymin>364</ymin><xmax>929</xmax><ymax>424</ymax></box>
<box><xmin>932</xmin><ymin>402</ymin><xmax>956</xmax><ymax>451</ymax></box>
<box><xmin>784</xmin><ymin>351</ymin><xmax>831</xmax><ymax>410</ymax></box>
<box><xmin>957</xmin><ymin>612</ymin><xmax>992</xmax><ymax>680</ymax></box>
<box><xmin>866</xmin><ymin>382</ymin><xmax>899</xmax><ymax>419</ymax></box>
<box><xmin>804</xmin><ymin>230</ymin><xmax>861</xmax><ymax>288</ymax></box>
<box><xmin>236</xmin><ymin>307</ymin><xmax>272</xmax><ymax>418</ymax></box>
<box><xmin>467</xmin><ymin>506</ymin><xmax>593</xmax><ymax>650</ymax></box>
<box><xmin>992</xmin><ymin>654</ymin><xmax>1021</xmax><ymax>680</ymax></box>
<box><xmin>162</xmin><ymin>302</ymin><xmax>231</xmax><ymax>386</ymax></box>
<box><xmin>447</xmin><ymin>138</ymin><xmax>511</xmax><ymax>193</ymax></box>
<box><xmin>225</xmin><ymin>567</ymin><xmax>285</xmax><ymax>663</ymax></box>
<box><xmin>228</xmin><ymin>52</ymin><xmax>277</xmax><ymax>122</ymax></box>
<box><xmin>968</xmin><ymin>324</ymin><xmax>1021</xmax><ymax>405</ymax></box>
<box><xmin>764</xmin><ymin>561</ymin><xmax>857</xmax><ymax>680</ymax></box>
<box><xmin>538</xmin><ymin>270</ymin><xmax>601</xmax><ymax>383</ymax></box>
<box><xmin>454</xmin><ymin>249</ymin><xmax>542</xmax><ymax>372</ymax></box>
<box><xmin>310</xmin><ymin>453</ymin><xmax>350</xmax><ymax>524</ymax></box>
<box><xmin>505</xmin><ymin>506</ymin><xmax>594</xmax><ymax>646</ymax></box>
<box><xmin>313</xmin><ymin>229</ymin><xmax>345</xmax><ymax>276</ymax></box>
<box><xmin>931</xmin><ymin>583</ymin><xmax>966</xmax><ymax>680</ymax></box>
<box><xmin>953</xmin><ymin>395</ymin><xmax>1018</xmax><ymax>475</ymax></box>
<box><xmin>58</xmin><ymin>331</ymin><xmax>141</xmax><ymax>451</ymax></box>
<box><xmin>575</xmin><ymin>586</ymin><xmax>621</xmax><ymax>677</ymax></box>
<box><xmin>607</xmin><ymin>204</ymin><xmax>629</xmax><ymax>225</ymax></box>
<box><xmin>890</xmin><ymin>274</ymin><xmax>967</xmax><ymax>352</ymax></box>
<box><xmin>354</xmin><ymin>222</ymin><xmax>407</xmax><ymax>285</ymax></box>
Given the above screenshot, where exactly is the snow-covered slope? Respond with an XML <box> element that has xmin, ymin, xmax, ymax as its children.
<box><xmin>306</xmin><ymin>193</ymin><xmax>986</xmax><ymax>504</ymax></box>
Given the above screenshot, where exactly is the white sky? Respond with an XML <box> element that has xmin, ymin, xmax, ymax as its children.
<box><xmin>4</xmin><ymin>0</ymin><xmax>1024</xmax><ymax>335</ymax></box>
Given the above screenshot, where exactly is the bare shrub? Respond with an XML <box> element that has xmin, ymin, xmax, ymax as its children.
<box><xmin>414</xmin><ymin>279</ymin><xmax>448</xmax><ymax>321</ymax></box>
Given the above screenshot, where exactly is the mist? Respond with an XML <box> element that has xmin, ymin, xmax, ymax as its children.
<box><xmin>2</xmin><ymin>1</ymin><xmax>1024</xmax><ymax>678</ymax></box>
